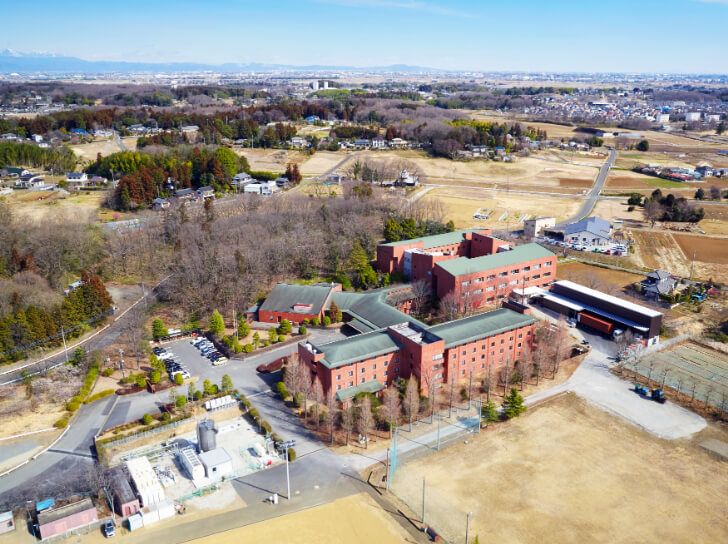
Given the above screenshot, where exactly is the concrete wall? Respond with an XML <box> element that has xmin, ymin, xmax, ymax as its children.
<box><xmin>39</xmin><ymin>507</ymin><xmax>98</xmax><ymax>540</ymax></box>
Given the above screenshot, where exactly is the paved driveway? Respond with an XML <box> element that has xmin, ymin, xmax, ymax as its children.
<box><xmin>526</xmin><ymin>316</ymin><xmax>706</xmax><ymax>439</ymax></box>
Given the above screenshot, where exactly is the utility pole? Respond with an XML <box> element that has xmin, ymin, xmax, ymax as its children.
<box><xmin>422</xmin><ymin>478</ymin><xmax>426</xmax><ymax>526</ymax></box>
<box><xmin>277</xmin><ymin>440</ymin><xmax>296</xmax><ymax>500</ymax></box>
<box><xmin>465</xmin><ymin>511</ymin><xmax>473</xmax><ymax>544</ymax></box>
<box><xmin>60</xmin><ymin>323</ymin><xmax>69</xmax><ymax>365</ymax></box>
<box><xmin>118</xmin><ymin>348</ymin><xmax>125</xmax><ymax>378</ymax></box>
<box><xmin>690</xmin><ymin>249</ymin><xmax>696</xmax><ymax>281</ymax></box>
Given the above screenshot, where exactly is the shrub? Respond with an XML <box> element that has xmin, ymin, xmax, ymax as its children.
<box><xmin>238</xmin><ymin>322</ymin><xmax>250</xmax><ymax>338</ymax></box>
<box><xmin>152</xmin><ymin>318</ymin><xmax>168</xmax><ymax>340</ymax></box>
<box><xmin>270</xmin><ymin>432</ymin><xmax>282</xmax><ymax>444</ymax></box>
<box><xmin>278</xmin><ymin>335</ymin><xmax>285</xmax><ymax>343</ymax></box>
<box><xmin>142</xmin><ymin>413</ymin><xmax>153</xmax><ymax>425</ymax></box>
<box><xmin>102</xmin><ymin>368</ymin><xmax>114</xmax><ymax>377</ymax></box>
<box><xmin>312</xmin><ymin>317</ymin><xmax>320</xmax><ymax>326</ymax></box>
<box><xmin>194</xmin><ymin>390</ymin><xmax>203</xmax><ymax>401</ymax></box>
<box><xmin>302</xmin><ymin>319</ymin><xmax>310</xmax><ymax>325</ymax></box>
<box><xmin>176</xmin><ymin>395</ymin><xmax>187</xmax><ymax>409</ymax></box>
<box><xmin>249</xmin><ymin>408</ymin><xmax>259</xmax><ymax>419</ymax></box>
<box><xmin>150</xmin><ymin>371</ymin><xmax>161</xmax><ymax>384</ymax></box>
<box><xmin>322</xmin><ymin>316</ymin><xmax>331</xmax><ymax>326</ymax></box>
<box><xmin>174</xmin><ymin>373</ymin><xmax>184</xmax><ymax>385</ymax></box>
<box><xmin>209</xmin><ymin>310</ymin><xmax>225</xmax><ymax>335</ymax></box>
<box><xmin>298</xmin><ymin>326</ymin><xmax>307</xmax><ymax>335</ymax></box>
<box><xmin>222</xmin><ymin>335</ymin><xmax>233</xmax><ymax>348</ymax></box>
<box><xmin>244</xmin><ymin>343</ymin><xmax>254</xmax><ymax>353</ymax></box>
<box><xmin>264</xmin><ymin>340</ymin><xmax>271</xmax><ymax>347</ymax></box>
<box><xmin>54</xmin><ymin>415</ymin><xmax>70</xmax><ymax>428</ymax></box>
<box><xmin>84</xmin><ymin>390</ymin><xmax>115</xmax><ymax>404</ymax></box>
<box><xmin>66</xmin><ymin>401</ymin><xmax>81</xmax><ymax>412</ymax></box>
<box><xmin>278</xmin><ymin>319</ymin><xmax>292</xmax><ymax>335</ymax></box>
<box><xmin>276</xmin><ymin>381</ymin><xmax>289</xmax><ymax>400</ymax></box>
<box><xmin>233</xmin><ymin>340</ymin><xmax>243</xmax><ymax>353</ymax></box>
<box><xmin>261</xmin><ymin>420</ymin><xmax>272</xmax><ymax>434</ymax></box>
<box><xmin>135</xmin><ymin>375</ymin><xmax>147</xmax><ymax>388</ymax></box>
<box><xmin>162</xmin><ymin>412</ymin><xmax>171</xmax><ymax>421</ymax></box>
<box><xmin>287</xmin><ymin>447</ymin><xmax>297</xmax><ymax>462</ymax></box>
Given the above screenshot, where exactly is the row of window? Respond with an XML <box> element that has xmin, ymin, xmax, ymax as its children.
<box><xmin>463</xmin><ymin>261</ymin><xmax>553</xmax><ymax>285</ymax></box>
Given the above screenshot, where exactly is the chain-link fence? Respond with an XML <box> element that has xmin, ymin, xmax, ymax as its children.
<box><xmin>387</xmin><ymin>398</ymin><xmax>482</xmax><ymax>544</ymax></box>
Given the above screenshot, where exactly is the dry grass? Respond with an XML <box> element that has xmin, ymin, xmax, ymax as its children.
<box><xmin>297</xmin><ymin>151</ymin><xmax>348</xmax><ymax>176</ymax></box>
<box><xmin>420</xmin><ymin>187</ymin><xmax>582</xmax><ymax>229</ymax></box>
<box><xmin>699</xmin><ymin>205</ymin><xmax>728</xmax><ymax>235</ymax></box>
<box><xmin>7</xmin><ymin>190</ymin><xmax>106</xmax><ymax>223</ymax></box>
<box><xmin>234</xmin><ymin>149</ymin><xmax>302</xmax><ymax>172</ymax></box>
<box><xmin>396</xmin><ymin>394</ymin><xmax>728</xmax><ymax>544</ymax></box>
<box><xmin>69</xmin><ymin>138</ymin><xmax>137</xmax><ymax>164</ymax></box>
<box><xmin>190</xmin><ymin>493</ymin><xmax>415</xmax><ymax>544</ymax></box>
<box><xmin>557</xmin><ymin>261</ymin><xmax>645</xmax><ymax>291</ymax></box>
<box><xmin>592</xmin><ymin>199</ymin><xmax>646</xmax><ymax>224</ymax></box>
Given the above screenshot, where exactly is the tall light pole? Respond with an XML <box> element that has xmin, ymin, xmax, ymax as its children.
<box><xmin>277</xmin><ymin>440</ymin><xmax>296</xmax><ymax>500</ymax></box>
<box><xmin>465</xmin><ymin>511</ymin><xmax>473</xmax><ymax>544</ymax></box>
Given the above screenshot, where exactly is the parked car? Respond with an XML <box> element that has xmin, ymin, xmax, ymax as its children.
<box><xmin>212</xmin><ymin>357</ymin><xmax>228</xmax><ymax>366</ymax></box>
<box><xmin>103</xmin><ymin>520</ymin><xmax>115</xmax><ymax>538</ymax></box>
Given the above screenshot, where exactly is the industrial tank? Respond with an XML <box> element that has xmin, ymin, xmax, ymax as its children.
<box><xmin>197</xmin><ymin>419</ymin><xmax>217</xmax><ymax>452</ymax></box>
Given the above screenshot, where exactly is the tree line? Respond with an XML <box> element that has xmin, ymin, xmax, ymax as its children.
<box><xmin>0</xmin><ymin>141</ymin><xmax>76</xmax><ymax>172</ymax></box>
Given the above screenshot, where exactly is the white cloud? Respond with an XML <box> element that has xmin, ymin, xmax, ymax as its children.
<box><xmin>312</xmin><ymin>0</ymin><xmax>470</xmax><ymax>17</ymax></box>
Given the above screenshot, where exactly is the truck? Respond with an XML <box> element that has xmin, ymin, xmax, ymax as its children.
<box><xmin>578</xmin><ymin>313</ymin><xmax>614</xmax><ymax>335</ymax></box>
<box><xmin>634</xmin><ymin>384</ymin><xmax>649</xmax><ymax>396</ymax></box>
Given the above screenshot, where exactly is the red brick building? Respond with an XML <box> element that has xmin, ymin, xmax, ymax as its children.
<box><xmin>377</xmin><ymin>229</ymin><xmax>556</xmax><ymax>311</ymax></box>
<box><xmin>258</xmin><ymin>283</ymin><xmax>342</xmax><ymax>325</ymax></box>
<box><xmin>298</xmin><ymin>306</ymin><xmax>537</xmax><ymax>401</ymax></box>
<box><xmin>37</xmin><ymin>499</ymin><xmax>98</xmax><ymax>540</ymax></box>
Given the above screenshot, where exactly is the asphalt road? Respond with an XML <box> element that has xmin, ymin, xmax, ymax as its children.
<box><xmin>555</xmin><ymin>147</ymin><xmax>616</xmax><ymax>227</ymax></box>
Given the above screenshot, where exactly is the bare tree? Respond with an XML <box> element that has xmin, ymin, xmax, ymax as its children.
<box><xmin>284</xmin><ymin>353</ymin><xmax>304</xmax><ymax>404</ymax></box>
<box><xmin>325</xmin><ymin>389</ymin><xmax>338</xmax><ymax>445</ymax></box>
<box><xmin>312</xmin><ymin>377</ymin><xmax>324</xmax><ymax>429</ymax></box>
<box><xmin>440</xmin><ymin>290</ymin><xmax>460</xmax><ymax>322</ymax></box>
<box><xmin>379</xmin><ymin>386</ymin><xmax>401</xmax><ymax>439</ymax></box>
<box><xmin>447</xmin><ymin>369</ymin><xmax>458</xmax><ymax>417</ymax></box>
<box><xmin>357</xmin><ymin>395</ymin><xmax>373</xmax><ymax>449</ymax></box>
<box><xmin>516</xmin><ymin>356</ymin><xmax>532</xmax><ymax>391</ymax></box>
<box><xmin>644</xmin><ymin>199</ymin><xmax>663</xmax><ymax>228</ymax></box>
<box><xmin>551</xmin><ymin>318</ymin><xmax>570</xmax><ymax>377</ymax></box>
<box><xmin>404</xmin><ymin>377</ymin><xmax>419</xmax><ymax>431</ymax></box>
<box><xmin>499</xmin><ymin>356</ymin><xmax>513</xmax><ymax>395</ymax></box>
<box><xmin>410</xmin><ymin>280</ymin><xmax>431</xmax><ymax>317</ymax></box>
<box><xmin>341</xmin><ymin>402</ymin><xmax>355</xmax><ymax>446</ymax></box>
<box><xmin>532</xmin><ymin>341</ymin><xmax>546</xmax><ymax>385</ymax></box>
<box><xmin>485</xmin><ymin>362</ymin><xmax>495</xmax><ymax>402</ymax></box>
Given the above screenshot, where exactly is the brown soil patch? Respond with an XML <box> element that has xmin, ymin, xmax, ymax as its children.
<box><xmin>673</xmin><ymin>233</ymin><xmax>728</xmax><ymax>265</ymax></box>
<box><xmin>558</xmin><ymin>177</ymin><xmax>592</xmax><ymax>188</ymax></box>
<box><xmin>606</xmin><ymin>175</ymin><xmax>653</xmax><ymax>189</ymax></box>
<box><xmin>395</xmin><ymin>394</ymin><xmax>728</xmax><ymax>544</ymax></box>
<box><xmin>557</xmin><ymin>261</ymin><xmax>644</xmax><ymax>293</ymax></box>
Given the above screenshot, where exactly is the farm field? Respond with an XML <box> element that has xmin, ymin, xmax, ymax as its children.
<box><xmin>605</xmin><ymin>169</ymin><xmax>695</xmax><ymax>192</ymax></box>
<box><xmin>6</xmin><ymin>190</ymin><xmax>106</xmax><ymax>223</ymax></box>
<box><xmin>468</xmin><ymin>113</ymin><xmax>584</xmax><ymax>140</ymax></box>
<box><xmin>235</xmin><ymin>148</ymin><xmax>304</xmax><ymax>172</ymax></box>
<box><xmin>420</xmin><ymin>186</ymin><xmax>582</xmax><ymax>229</ymax></box>
<box><xmin>629</xmin><ymin>230</ymin><xmax>689</xmax><ymax>275</ymax></box>
<box><xmin>297</xmin><ymin>150</ymin><xmax>350</xmax><ymax>177</ymax></box>
<box><xmin>191</xmin><ymin>493</ymin><xmax>413</xmax><ymax>544</ymax></box>
<box><xmin>395</xmin><ymin>394</ymin><xmax>728</xmax><ymax>544</ymax></box>
<box><xmin>356</xmin><ymin>150</ymin><xmax>598</xmax><ymax>188</ymax></box>
<box><xmin>673</xmin><ymin>233</ymin><xmax>728</xmax><ymax>265</ymax></box>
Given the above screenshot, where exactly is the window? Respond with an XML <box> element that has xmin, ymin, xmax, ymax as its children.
<box><xmin>544</xmin><ymin>272</ymin><xmax>552</xmax><ymax>277</ymax></box>
<box><xmin>498</xmin><ymin>283</ymin><xmax>507</xmax><ymax>289</ymax></box>
<box><xmin>472</xmin><ymin>347</ymin><xmax>476</xmax><ymax>353</ymax></box>
<box><xmin>509</xmin><ymin>280</ymin><xmax>517</xmax><ymax>286</ymax></box>
<box><xmin>486</xmin><ymin>286</ymin><xmax>494</xmax><ymax>292</ymax></box>
<box><xmin>533</xmin><ymin>263</ymin><xmax>541</xmax><ymax>270</ymax></box>
<box><xmin>500</xmin><ymin>348</ymin><xmax>504</xmax><ymax>354</ymax></box>
<box><xmin>395</xmin><ymin>367</ymin><xmax>399</xmax><ymax>373</ymax></box>
<box><xmin>349</xmin><ymin>381</ymin><xmax>353</xmax><ymax>387</ymax></box>
<box><xmin>487</xmin><ymin>274</ymin><xmax>496</xmax><ymax>280</ymax></box>
<box><xmin>475</xmin><ymin>277</ymin><xmax>483</xmax><ymax>283</ymax></box>
<box><xmin>462</xmin><ymin>351</ymin><xmax>466</xmax><ymax>356</ymax></box>
<box><xmin>337</xmin><ymin>385</ymin><xmax>341</xmax><ymax>391</ymax></box>
<box><xmin>395</xmin><ymin>357</ymin><xmax>399</xmax><ymax>363</ymax></box>
<box><xmin>523</xmin><ymin>266</ymin><xmax>530</xmax><ymax>272</ymax></box>
<box><xmin>462</xmin><ymin>361</ymin><xmax>466</xmax><ymax>366</ymax></box>
<box><xmin>348</xmin><ymin>371</ymin><xmax>353</xmax><ymax>377</ymax></box>
<box><xmin>481</xmin><ymin>354</ymin><xmax>485</xmax><ymax>360</ymax></box>
<box><xmin>510</xmin><ymin>336</ymin><xmax>513</xmax><ymax>341</ymax></box>
<box><xmin>518</xmin><ymin>342</ymin><xmax>522</xmax><ymax>347</ymax></box>
<box><xmin>481</xmin><ymin>363</ymin><xmax>485</xmax><ymax>368</ymax></box>
<box><xmin>461</xmin><ymin>369</ymin><xmax>466</xmax><ymax>375</ymax></box>
<box><xmin>337</xmin><ymin>375</ymin><xmax>341</xmax><ymax>381</ymax></box>
<box><xmin>372</xmin><ymin>364</ymin><xmax>377</xmax><ymax>370</ymax></box>
<box><xmin>361</xmin><ymin>377</ymin><xmax>365</xmax><ymax>383</ymax></box>
<box><xmin>384</xmin><ymin>371</ymin><xmax>387</xmax><ymax>377</ymax></box>
<box><xmin>474</xmin><ymin>289</ymin><xmax>483</xmax><ymax>295</ymax></box>
<box><xmin>511</xmin><ymin>269</ymin><xmax>519</xmax><ymax>275</ymax></box>
<box><xmin>433</xmin><ymin>354</ymin><xmax>443</xmax><ymax>360</ymax></box>
<box><xmin>361</xmin><ymin>368</ymin><xmax>365</xmax><ymax>374</ymax></box>
<box><xmin>461</xmin><ymin>280</ymin><xmax>470</xmax><ymax>286</ymax></box>
<box><xmin>384</xmin><ymin>361</ymin><xmax>388</xmax><ymax>366</ymax></box>
<box><xmin>501</xmin><ymin>339</ymin><xmax>504</xmax><ymax>344</ymax></box>
<box><xmin>518</xmin><ymin>334</ymin><xmax>523</xmax><ymax>338</ymax></box>
<box><xmin>533</xmin><ymin>274</ymin><xmax>541</xmax><ymax>280</ymax></box>
<box><xmin>499</xmin><ymin>271</ymin><xmax>507</xmax><ymax>277</ymax></box>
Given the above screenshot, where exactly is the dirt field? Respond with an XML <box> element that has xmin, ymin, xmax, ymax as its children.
<box><xmin>69</xmin><ymin>138</ymin><xmax>137</xmax><ymax>163</ymax></box>
<box><xmin>191</xmin><ymin>493</ymin><xmax>414</xmax><ymax>544</ymax></box>
<box><xmin>234</xmin><ymin>148</ymin><xmax>303</xmax><ymax>172</ymax></box>
<box><xmin>356</xmin><ymin>150</ymin><xmax>598</xmax><ymax>189</ymax></box>
<box><xmin>297</xmin><ymin>151</ymin><xmax>349</xmax><ymax>177</ymax></box>
<box><xmin>557</xmin><ymin>261</ymin><xmax>644</xmax><ymax>293</ymax></box>
<box><xmin>396</xmin><ymin>394</ymin><xmax>728</xmax><ymax>544</ymax></box>
<box><xmin>7</xmin><ymin>190</ymin><xmax>106</xmax><ymax>223</ymax></box>
<box><xmin>592</xmin><ymin>199</ymin><xmax>646</xmax><ymax>224</ymax></box>
<box><xmin>630</xmin><ymin>230</ymin><xmax>689</xmax><ymax>275</ymax></box>
<box><xmin>420</xmin><ymin>187</ymin><xmax>582</xmax><ymax>229</ymax></box>
<box><xmin>700</xmin><ymin>205</ymin><xmax>728</xmax><ymax>235</ymax></box>
<box><xmin>673</xmin><ymin>233</ymin><xmax>728</xmax><ymax>265</ymax></box>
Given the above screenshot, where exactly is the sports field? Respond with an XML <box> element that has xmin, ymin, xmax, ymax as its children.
<box><xmin>391</xmin><ymin>394</ymin><xmax>728</xmax><ymax>544</ymax></box>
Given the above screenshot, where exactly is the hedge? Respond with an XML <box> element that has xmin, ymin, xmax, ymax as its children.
<box><xmin>287</xmin><ymin>448</ymin><xmax>297</xmax><ymax>462</ymax></box>
<box><xmin>66</xmin><ymin>401</ymin><xmax>81</xmax><ymax>412</ymax></box>
<box><xmin>84</xmin><ymin>389</ymin><xmax>116</xmax><ymax>404</ymax></box>
<box><xmin>249</xmin><ymin>408</ymin><xmax>259</xmax><ymax>419</ymax></box>
<box><xmin>261</xmin><ymin>420</ymin><xmax>272</xmax><ymax>434</ymax></box>
<box><xmin>54</xmin><ymin>414</ymin><xmax>71</xmax><ymax>428</ymax></box>
<box><xmin>102</xmin><ymin>368</ymin><xmax>114</xmax><ymax>377</ymax></box>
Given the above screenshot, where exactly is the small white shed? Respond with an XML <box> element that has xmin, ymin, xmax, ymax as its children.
<box><xmin>199</xmin><ymin>448</ymin><xmax>234</xmax><ymax>479</ymax></box>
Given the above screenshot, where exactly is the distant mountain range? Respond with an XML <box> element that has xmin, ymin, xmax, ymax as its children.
<box><xmin>0</xmin><ymin>50</ymin><xmax>441</xmax><ymax>74</ymax></box>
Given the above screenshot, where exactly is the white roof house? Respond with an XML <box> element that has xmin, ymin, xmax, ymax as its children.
<box><xmin>199</xmin><ymin>448</ymin><xmax>234</xmax><ymax>480</ymax></box>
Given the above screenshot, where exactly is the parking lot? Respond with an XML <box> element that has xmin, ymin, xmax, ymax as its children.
<box><xmin>540</xmin><ymin>236</ymin><xmax>629</xmax><ymax>255</ymax></box>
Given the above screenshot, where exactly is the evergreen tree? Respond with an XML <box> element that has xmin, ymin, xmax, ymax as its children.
<box><xmin>482</xmin><ymin>399</ymin><xmax>500</xmax><ymax>424</ymax></box>
<box><xmin>209</xmin><ymin>310</ymin><xmax>224</xmax><ymax>336</ymax></box>
<box><xmin>119</xmin><ymin>184</ymin><xmax>131</xmax><ymax>211</ymax></box>
<box><xmin>383</xmin><ymin>218</ymin><xmax>401</xmax><ymax>242</ymax></box>
<box><xmin>152</xmin><ymin>318</ymin><xmax>168</xmax><ymax>340</ymax></box>
<box><xmin>221</xmin><ymin>374</ymin><xmax>233</xmax><ymax>392</ymax></box>
<box><xmin>502</xmin><ymin>387</ymin><xmax>526</xmax><ymax>419</ymax></box>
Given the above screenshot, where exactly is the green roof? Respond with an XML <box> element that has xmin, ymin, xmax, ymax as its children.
<box><xmin>435</xmin><ymin>243</ymin><xmax>555</xmax><ymax>278</ymax></box>
<box><xmin>330</xmin><ymin>288</ymin><xmax>425</xmax><ymax>331</ymax></box>
<box><xmin>335</xmin><ymin>379</ymin><xmax>386</xmax><ymax>402</ymax></box>
<box><xmin>427</xmin><ymin>308</ymin><xmax>538</xmax><ymax>348</ymax></box>
<box><xmin>314</xmin><ymin>329</ymin><xmax>403</xmax><ymax>369</ymax></box>
<box><xmin>259</xmin><ymin>283</ymin><xmax>336</xmax><ymax>315</ymax></box>
<box><xmin>381</xmin><ymin>229</ymin><xmax>485</xmax><ymax>250</ymax></box>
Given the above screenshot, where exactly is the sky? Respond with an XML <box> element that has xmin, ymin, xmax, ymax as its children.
<box><xmin>1</xmin><ymin>0</ymin><xmax>727</xmax><ymax>73</ymax></box>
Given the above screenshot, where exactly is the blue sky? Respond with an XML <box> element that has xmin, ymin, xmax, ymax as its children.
<box><xmin>2</xmin><ymin>0</ymin><xmax>727</xmax><ymax>72</ymax></box>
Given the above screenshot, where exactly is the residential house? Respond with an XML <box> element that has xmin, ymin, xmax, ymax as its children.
<box><xmin>180</xmin><ymin>125</ymin><xmax>199</xmax><ymax>134</ymax></box>
<box><xmin>640</xmin><ymin>270</ymin><xmax>677</xmax><ymax>299</ymax></box>
<box><xmin>243</xmin><ymin>180</ymin><xmax>277</xmax><ymax>196</ymax></box>
<box><xmin>66</xmin><ymin>172</ymin><xmax>89</xmax><ymax>190</ymax></box>
<box><xmin>289</xmin><ymin>136</ymin><xmax>307</xmax><ymax>148</ymax></box>
<box><xmin>1</xmin><ymin>167</ymin><xmax>30</xmax><ymax>178</ymax></box>
<box><xmin>696</xmin><ymin>166</ymin><xmax>714</xmax><ymax>178</ymax></box>
<box><xmin>152</xmin><ymin>198</ymin><xmax>170</xmax><ymax>211</ymax></box>
<box><xmin>197</xmin><ymin>186</ymin><xmax>215</xmax><ymax>199</ymax></box>
<box><xmin>523</xmin><ymin>217</ymin><xmax>556</xmax><ymax>238</ymax></box>
<box><xmin>388</xmin><ymin>137</ymin><xmax>408</xmax><ymax>148</ymax></box>
<box><xmin>173</xmin><ymin>188</ymin><xmax>196</xmax><ymax>201</ymax></box>
<box><xmin>30</xmin><ymin>134</ymin><xmax>43</xmax><ymax>142</ymax></box>
<box><xmin>231</xmin><ymin>172</ymin><xmax>253</xmax><ymax>188</ymax></box>
<box><xmin>353</xmin><ymin>139</ymin><xmax>371</xmax><ymax>148</ymax></box>
<box><xmin>371</xmin><ymin>137</ymin><xmax>385</xmax><ymax>149</ymax></box>
<box><xmin>89</xmin><ymin>176</ymin><xmax>107</xmax><ymax>185</ymax></box>
<box><xmin>395</xmin><ymin>170</ymin><xmax>418</xmax><ymax>187</ymax></box>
